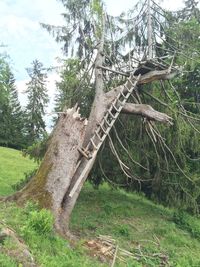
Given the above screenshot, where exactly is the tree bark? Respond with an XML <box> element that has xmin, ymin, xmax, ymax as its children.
<box><xmin>3</xmin><ymin>63</ymin><xmax>177</xmax><ymax>237</ymax></box>
<box><xmin>121</xmin><ymin>103</ymin><xmax>173</xmax><ymax>124</ymax></box>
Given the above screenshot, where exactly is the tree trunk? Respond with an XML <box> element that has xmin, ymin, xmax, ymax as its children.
<box><xmin>6</xmin><ymin>96</ymin><xmax>108</xmax><ymax>237</ymax></box>
<box><xmin>4</xmin><ymin>65</ymin><xmax>176</xmax><ymax>237</ymax></box>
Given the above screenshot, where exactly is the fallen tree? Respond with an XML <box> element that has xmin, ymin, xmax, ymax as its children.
<box><xmin>5</xmin><ymin>58</ymin><xmax>177</xmax><ymax>237</ymax></box>
<box><xmin>3</xmin><ymin>0</ymin><xmax>198</xmax><ymax>238</ymax></box>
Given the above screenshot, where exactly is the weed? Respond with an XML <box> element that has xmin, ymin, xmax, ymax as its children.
<box><xmin>21</xmin><ymin>208</ymin><xmax>54</xmax><ymax>237</ymax></box>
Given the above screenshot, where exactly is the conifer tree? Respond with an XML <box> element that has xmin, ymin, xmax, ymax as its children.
<box><xmin>25</xmin><ymin>60</ymin><xmax>49</xmax><ymax>145</ymax></box>
<box><xmin>7</xmin><ymin>69</ymin><xmax>25</xmax><ymax>148</ymax></box>
<box><xmin>0</xmin><ymin>56</ymin><xmax>24</xmax><ymax>148</ymax></box>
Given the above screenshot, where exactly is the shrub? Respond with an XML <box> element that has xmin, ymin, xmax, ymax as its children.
<box><xmin>21</xmin><ymin>208</ymin><xmax>54</xmax><ymax>236</ymax></box>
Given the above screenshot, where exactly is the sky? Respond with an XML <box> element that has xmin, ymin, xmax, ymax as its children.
<box><xmin>0</xmin><ymin>0</ymin><xmax>186</xmax><ymax>113</ymax></box>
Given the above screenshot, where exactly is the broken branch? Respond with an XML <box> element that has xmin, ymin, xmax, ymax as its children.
<box><xmin>121</xmin><ymin>103</ymin><xmax>173</xmax><ymax>125</ymax></box>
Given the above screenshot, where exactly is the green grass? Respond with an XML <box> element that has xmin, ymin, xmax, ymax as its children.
<box><xmin>70</xmin><ymin>184</ymin><xmax>200</xmax><ymax>266</ymax></box>
<box><xmin>0</xmin><ymin>147</ymin><xmax>37</xmax><ymax>196</ymax></box>
<box><xmin>0</xmin><ymin>147</ymin><xmax>200</xmax><ymax>266</ymax></box>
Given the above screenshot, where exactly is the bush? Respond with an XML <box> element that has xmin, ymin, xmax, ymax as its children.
<box><xmin>21</xmin><ymin>208</ymin><xmax>54</xmax><ymax>236</ymax></box>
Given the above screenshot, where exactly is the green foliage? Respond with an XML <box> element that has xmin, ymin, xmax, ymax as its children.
<box><xmin>21</xmin><ymin>208</ymin><xmax>54</xmax><ymax>236</ymax></box>
<box><xmin>173</xmin><ymin>210</ymin><xmax>200</xmax><ymax>239</ymax></box>
<box><xmin>70</xmin><ymin>184</ymin><xmax>200</xmax><ymax>266</ymax></box>
<box><xmin>24</xmin><ymin>59</ymin><xmax>49</xmax><ymax>145</ymax></box>
<box><xmin>116</xmin><ymin>224</ymin><xmax>130</xmax><ymax>237</ymax></box>
<box><xmin>0</xmin><ymin>202</ymin><xmax>105</xmax><ymax>267</ymax></box>
<box><xmin>0</xmin><ymin>253</ymin><xmax>17</xmax><ymax>267</ymax></box>
<box><xmin>0</xmin><ymin>54</ymin><xmax>25</xmax><ymax>149</ymax></box>
<box><xmin>1</xmin><ymin>151</ymin><xmax>200</xmax><ymax>266</ymax></box>
<box><xmin>55</xmin><ymin>59</ymin><xmax>94</xmax><ymax>117</ymax></box>
<box><xmin>22</xmin><ymin>134</ymin><xmax>49</xmax><ymax>163</ymax></box>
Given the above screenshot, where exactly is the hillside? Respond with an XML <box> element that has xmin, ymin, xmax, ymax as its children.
<box><xmin>0</xmin><ymin>147</ymin><xmax>200</xmax><ymax>266</ymax></box>
<box><xmin>0</xmin><ymin>147</ymin><xmax>38</xmax><ymax>196</ymax></box>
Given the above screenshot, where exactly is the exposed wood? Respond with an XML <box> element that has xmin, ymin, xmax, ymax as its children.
<box><xmin>77</xmin><ymin>147</ymin><xmax>91</xmax><ymax>159</ymax></box>
<box><xmin>68</xmin><ymin>76</ymin><xmax>141</xmax><ymax>199</ymax></box>
<box><xmin>106</xmin><ymin>67</ymin><xmax>180</xmax><ymax>102</ymax></box>
<box><xmin>139</xmin><ymin>68</ymin><xmax>179</xmax><ymax>84</ymax></box>
<box><xmin>121</xmin><ymin>103</ymin><xmax>173</xmax><ymax>124</ymax></box>
<box><xmin>69</xmin><ymin>150</ymin><xmax>98</xmax><ymax>198</ymax></box>
<box><xmin>147</xmin><ymin>0</ymin><xmax>153</xmax><ymax>59</ymax></box>
<box><xmin>111</xmin><ymin>245</ymin><xmax>119</xmax><ymax>267</ymax></box>
<box><xmin>82</xmin><ymin>13</ymin><xmax>106</xmax><ymax>148</ymax></box>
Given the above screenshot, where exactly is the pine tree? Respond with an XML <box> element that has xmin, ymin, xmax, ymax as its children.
<box><xmin>7</xmin><ymin>69</ymin><xmax>25</xmax><ymax>148</ymax></box>
<box><xmin>0</xmin><ymin>56</ymin><xmax>24</xmax><ymax>148</ymax></box>
<box><xmin>25</xmin><ymin>60</ymin><xmax>49</xmax><ymax>144</ymax></box>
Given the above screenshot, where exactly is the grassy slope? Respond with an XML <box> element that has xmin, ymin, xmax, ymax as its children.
<box><xmin>0</xmin><ymin>147</ymin><xmax>37</xmax><ymax>196</ymax></box>
<box><xmin>0</xmin><ymin>147</ymin><xmax>200</xmax><ymax>266</ymax></box>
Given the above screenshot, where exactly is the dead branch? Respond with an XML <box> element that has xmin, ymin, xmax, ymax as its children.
<box><xmin>121</xmin><ymin>103</ymin><xmax>173</xmax><ymax>124</ymax></box>
<box><xmin>106</xmin><ymin>67</ymin><xmax>180</xmax><ymax>102</ymax></box>
<box><xmin>108</xmin><ymin>134</ymin><xmax>141</xmax><ymax>184</ymax></box>
<box><xmin>113</xmin><ymin>126</ymin><xmax>149</xmax><ymax>171</ymax></box>
<box><xmin>138</xmin><ymin>68</ymin><xmax>180</xmax><ymax>84</ymax></box>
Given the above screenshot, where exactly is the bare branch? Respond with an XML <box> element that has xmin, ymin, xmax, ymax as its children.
<box><xmin>121</xmin><ymin>103</ymin><xmax>173</xmax><ymax>125</ymax></box>
<box><xmin>138</xmin><ymin>68</ymin><xmax>179</xmax><ymax>85</ymax></box>
<box><xmin>106</xmin><ymin>67</ymin><xmax>180</xmax><ymax>100</ymax></box>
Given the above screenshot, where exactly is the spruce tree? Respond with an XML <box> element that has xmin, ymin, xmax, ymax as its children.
<box><xmin>7</xmin><ymin>68</ymin><xmax>25</xmax><ymax>148</ymax></box>
<box><xmin>25</xmin><ymin>60</ymin><xmax>49</xmax><ymax>145</ymax></box>
<box><xmin>0</xmin><ymin>56</ymin><xmax>24</xmax><ymax>148</ymax></box>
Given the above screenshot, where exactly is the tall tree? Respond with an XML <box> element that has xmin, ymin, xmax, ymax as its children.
<box><xmin>3</xmin><ymin>0</ymin><xmax>200</xmax><ymax>238</ymax></box>
<box><xmin>25</xmin><ymin>60</ymin><xmax>49</xmax><ymax>145</ymax></box>
<box><xmin>0</xmin><ymin>55</ymin><xmax>24</xmax><ymax>148</ymax></box>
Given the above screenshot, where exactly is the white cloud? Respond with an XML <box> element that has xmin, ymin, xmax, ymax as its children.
<box><xmin>1</xmin><ymin>15</ymin><xmax>40</xmax><ymax>38</ymax></box>
<box><xmin>0</xmin><ymin>0</ymin><xmax>64</xmax><ymax>81</ymax></box>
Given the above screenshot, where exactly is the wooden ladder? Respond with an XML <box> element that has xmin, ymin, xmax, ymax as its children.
<box><xmin>69</xmin><ymin>74</ymin><xmax>141</xmax><ymax>198</ymax></box>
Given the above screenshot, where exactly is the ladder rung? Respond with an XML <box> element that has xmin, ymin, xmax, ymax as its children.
<box><xmin>127</xmin><ymin>78</ymin><xmax>135</xmax><ymax>86</ymax></box>
<box><xmin>108</xmin><ymin>109</ymin><xmax>116</xmax><ymax>119</ymax></box>
<box><xmin>90</xmin><ymin>137</ymin><xmax>97</xmax><ymax>149</ymax></box>
<box><xmin>124</xmin><ymin>84</ymin><xmax>132</xmax><ymax>93</ymax></box>
<box><xmin>111</xmin><ymin>103</ymin><xmax>121</xmax><ymax>112</ymax></box>
<box><xmin>104</xmin><ymin>117</ymin><xmax>112</xmax><ymax>127</ymax></box>
<box><xmin>99</xmin><ymin>124</ymin><xmax>107</xmax><ymax>134</ymax></box>
<box><xmin>77</xmin><ymin>147</ymin><xmax>90</xmax><ymax>159</ymax></box>
<box><xmin>95</xmin><ymin>130</ymin><xmax>103</xmax><ymax>141</ymax></box>
<box><xmin>121</xmin><ymin>90</ymin><xmax>128</xmax><ymax>99</ymax></box>
<box><xmin>116</xmin><ymin>93</ymin><xmax>121</xmax><ymax>100</ymax></box>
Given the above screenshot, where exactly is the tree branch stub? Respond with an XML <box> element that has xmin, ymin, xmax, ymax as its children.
<box><xmin>121</xmin><ymin>103</ymin><xmax>173</xmax><ymax>125</ymax></box>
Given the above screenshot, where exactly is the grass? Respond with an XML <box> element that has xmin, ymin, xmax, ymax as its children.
<box><xmin>70</xmin><ymin>185</ymin><xmax>200</xmax><ymax>266</ymax></box>
<box><xmin>0</xmin><ymin>146</ymin><xmax>200</xmax><ymax>266</ymax></box>
<box><xmin>0</xmin><ymin>147</ymin><xmax>37</xmax><ymax>196</ymax></box>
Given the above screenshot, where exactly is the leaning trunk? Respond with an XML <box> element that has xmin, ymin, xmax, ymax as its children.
<box><xmin>4</xmin><ymin>60</ymin><xmax>176</xmax><ymax>236</ymax></box>
<box><xmin>7</xmin><ymin>96</ymin><xmax>107</xmax><ymax>236</ymax></box>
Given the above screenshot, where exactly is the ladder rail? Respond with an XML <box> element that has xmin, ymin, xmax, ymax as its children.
<box><xmin>70</xmin><ymin>74</ymin><xmax>141</xmax><ymax>197</ymax></box>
